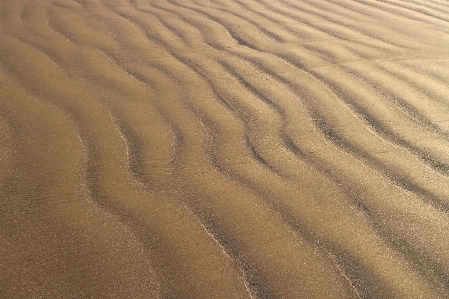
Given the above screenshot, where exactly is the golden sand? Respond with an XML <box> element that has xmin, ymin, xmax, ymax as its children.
<box><xmin>1</xmin><ymin>0</ymin><xmax>449</xmax><ymax>298</ymax></box>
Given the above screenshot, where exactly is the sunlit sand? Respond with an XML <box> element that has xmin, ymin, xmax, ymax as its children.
<box><xmin>1</xmin><ymin>0</ymin><xmax>449</xmax><ymax>298</ymax></box>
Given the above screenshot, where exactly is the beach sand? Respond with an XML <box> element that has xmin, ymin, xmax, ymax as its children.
<box><xmin>1</xmin><ymin>0</ymin><xmax>449</xmax><ymax>298</ymax></box>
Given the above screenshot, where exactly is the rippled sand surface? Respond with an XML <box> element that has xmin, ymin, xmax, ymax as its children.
<box><xmin>1</xmin><ymin>0</ymin><xmax>449</xmax><ymax>298</ymax></box>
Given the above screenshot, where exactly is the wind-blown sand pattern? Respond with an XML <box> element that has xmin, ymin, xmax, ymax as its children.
<box><xmin>1</xmin><ymin>0</ymin><xmax>449</xmax><ymax>298</ymax></box>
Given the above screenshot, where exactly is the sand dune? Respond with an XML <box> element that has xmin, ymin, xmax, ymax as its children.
<box><xmin>1</xmin><ymin>0</ymin><xmax>449</xmax><ymax>298</ymax></box>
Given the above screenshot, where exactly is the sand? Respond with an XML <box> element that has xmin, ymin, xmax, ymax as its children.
<box><xmin>1</xmin><ymin>0</ymin><xmax>449</xmax><ymax>298</ymax></box>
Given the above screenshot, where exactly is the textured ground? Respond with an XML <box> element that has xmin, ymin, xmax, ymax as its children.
<box><xmin>1</xmin><ymin>0</ymin><xmax>449</xmax><ymax>298</ymax></box>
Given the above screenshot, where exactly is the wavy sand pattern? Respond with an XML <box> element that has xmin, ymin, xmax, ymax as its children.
<box><xmin>1</xmin><ymin>0</ymin><xmax>449</xmax><ymax>298</ymax></box>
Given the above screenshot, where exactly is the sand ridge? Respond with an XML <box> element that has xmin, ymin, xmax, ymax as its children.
<box><xmin>1</xmin><ymin>0</ymin><xmax>449</xmax><ymax>298</ymax></box>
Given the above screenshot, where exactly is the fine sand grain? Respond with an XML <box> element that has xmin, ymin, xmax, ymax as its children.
<box><xmin>1</xmin><ymin>0</ymin><xmax>449</xmax><ymax>298</ymax></box>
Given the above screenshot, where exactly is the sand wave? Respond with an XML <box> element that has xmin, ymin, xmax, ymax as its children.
<box><xmin>1</xmin><ymin>0</ymin><xmax>449</xmax><ymax>297</ymax></box>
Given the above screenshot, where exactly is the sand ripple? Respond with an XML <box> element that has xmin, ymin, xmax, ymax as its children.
<box><xmin>1</xmin><ymin>0</ymin><xmax>449</xmax><ymax>298</ymax></box>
